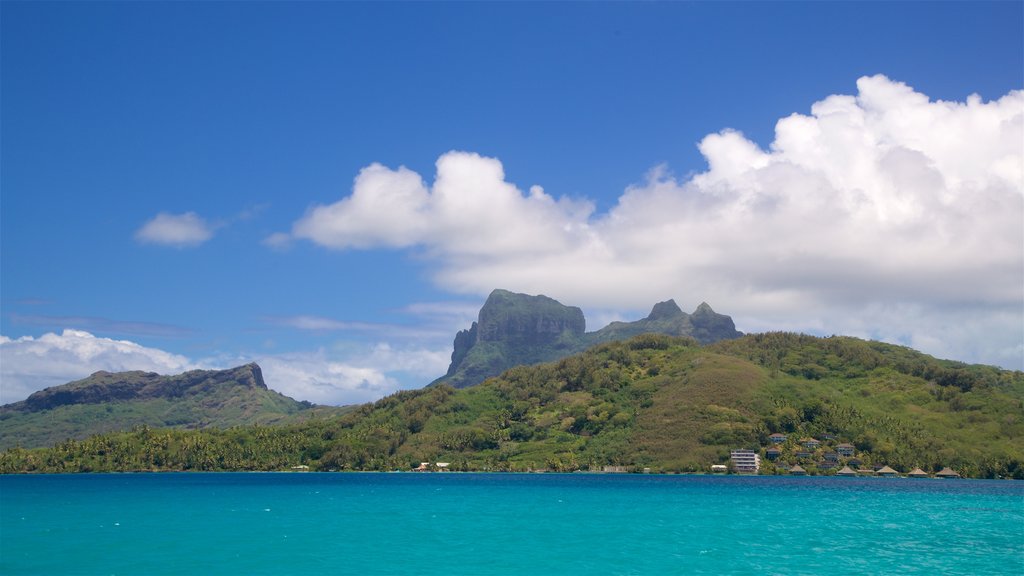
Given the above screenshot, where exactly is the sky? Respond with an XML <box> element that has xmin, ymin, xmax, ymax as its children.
<box><xmin>2</xmin><ymin>1</ymin><xmax>1022</xmax><ymax>406</ymax></box>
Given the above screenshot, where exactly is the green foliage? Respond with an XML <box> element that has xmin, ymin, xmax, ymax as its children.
<box><xmin>3</xmin><ymin>333</ymin><xmax>1022</xmax><ymax>478</ymax></box>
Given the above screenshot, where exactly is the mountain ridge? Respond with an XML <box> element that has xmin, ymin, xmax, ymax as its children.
<box><xmin>432</xmin><ymin>289</ymin><xmax>742</xmax><ymax>388</ymax></box>
<box><xmin>0</xmin><ymin>363</ymin><xmax>343</xmax><ymax>449</ymax></box>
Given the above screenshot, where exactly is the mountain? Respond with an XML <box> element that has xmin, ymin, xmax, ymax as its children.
<box><xmin>0</xmin><ymin>363</ymin><xmax>341</xmax><ymax>450</ymax></box>
<box><xmin>431</xmin><ymin>289</ymin><xmax>742</xmax><ymax>388</ymax></box>
<box><xmin>5</xmin><ymin>333</ymin><xmax>1021</xmax><ymax>478</ymax></box>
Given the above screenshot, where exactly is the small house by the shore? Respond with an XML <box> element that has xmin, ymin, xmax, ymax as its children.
<box><xmin>908</xmin><ymin>468</ymin><xmax>929</xmax><ymax>478</ymax></box>
<box><xmin>711</xmin><ymin>464</ymin><xmax>728</xmax><ymax>474</ymax></box>
<box><xmin>876</xmin><ymin>465</ymin><xmax>899</xmax><ymax>477</ymax></box>
<box><xmin>836</xmin><ymin>465</ymin><xmax>856</xmax><ymax>477</ymax></box>
<box><xmin>936</xmin><ymin>467</ymin><xmax>961</xmax><ymax>479</ymax></box>
<box><xmin>789</xmin><ymin>464</ymin><xmax>807</xmax><ymax>476</ymax></box>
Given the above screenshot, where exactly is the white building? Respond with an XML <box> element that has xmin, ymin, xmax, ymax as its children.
<box><xmin>730</xmin><ymin>449</ymin><xmax>761</xmax><ymax>474</ymax></box>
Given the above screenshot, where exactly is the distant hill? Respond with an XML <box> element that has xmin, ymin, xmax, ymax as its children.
<box><xmin>431</xmin><ymin>289</ymin><xmax>742</xmax><ymax>388</ymax></box>
<box><xmin>0</xmin><ymin>363</ymin><xmax>343</xmax><ymax>449</ymax></box>
<box><xmin>6</xmin><ymin>333</ymin><xmax>1018</xmax><ymax>478</ymax></box>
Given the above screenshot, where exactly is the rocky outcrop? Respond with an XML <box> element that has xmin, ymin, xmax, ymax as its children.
<box><xmin>476</xmin><ymin>289</ymin><xmax>585</xmax><ymax>344</ymax></box>
<box><xmin>18</xmin><ymin>363</ymin><xmax>268</xmax><ymax>411</ymax></box>
<box><xmin>432</xmin><ymin>289</ymin><xmax>743</xmax><ymax>389</ymax></box>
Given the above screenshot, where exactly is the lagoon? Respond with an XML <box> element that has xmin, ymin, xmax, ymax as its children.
<box><xmin>1</xmin><ymin>473</ymin><xmax>1021</xmax><ymax>575</ymax></box>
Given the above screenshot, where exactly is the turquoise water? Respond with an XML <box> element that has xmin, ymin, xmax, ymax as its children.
<box><xmin>1</xmin><ymin>473</ymin><xmax>1021</xmax><ymax>575</ymax></box>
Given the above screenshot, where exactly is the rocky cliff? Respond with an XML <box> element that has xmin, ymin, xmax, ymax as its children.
<box><xmin>432</xmin><ymin>289</ymin><xmax>742</xmax><ymax>388</ymax></box>
<box><xmin>0</xmin><ymin>363</ymin><xmax>336</xmax><ymax>450</ymax></box>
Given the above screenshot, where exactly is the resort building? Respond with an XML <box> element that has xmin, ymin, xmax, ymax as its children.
<box><xmin>936</xmin><ymin>467</ymin><xmax>961</xmax><ymax>479</ymax></box>
<box><xmin>908</xmin><ymin>468</ymin><xmax>930</xmax><ymax>478</ymax></box>
<box><xmin>730</xmin><ymin>449</ymin><xmax>761</xmax><ymax>474</ymax></box>
<box><xmin>789</xmin><ymin>464</ymin><xmax>807</xmax><ymax>476</ymax></box>
<box><xmin>801</xmin><ymin>438</ymin><xmax>821</xmax><ymax>449</ymax></box>
<box><xmin>769</xmin><ymin>433</ymin><xmax>787</xmax><ymax>443</ymax></box>
<box><xmin>877</xmin><ymin>465</ymin><xmax>899</xmax><ymax>477</ymax></box>
<box><xmin>711</xmin><ymin>464</ymin><xmax>728</xmax><ymax>474</ymax></box>
<box><xmin>836</xmin><ymin>443</ymin><xmax>855</xmax><ymax>457</ymax></box>
<box><xmin>836</xmin><ymin>465</ymin><xmax>857</xmax><ymax>477</ymax></box>
<box><xmin>765</xmin><ymin>447</ymin><xmax>782</xmax><ymax>460</ymax></box>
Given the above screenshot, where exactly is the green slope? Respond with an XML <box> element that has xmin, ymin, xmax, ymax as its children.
<box><xmin>3</xmin><ymin>334</ymin><xmax>1022</xmax><ymax>478</ymax></box>
<box><xmin>0</xmin><ymin>364</ymin><xmax>345</xmax><ymax>450</ymax></box>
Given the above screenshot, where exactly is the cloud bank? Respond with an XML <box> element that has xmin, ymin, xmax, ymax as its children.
<box><xmin>135</xmin><ymin>212</ymin><xmax>215</xmax><ymax>247</ymax></box>
<box><xmin>282</xmin><ymin>75</ymin><xmax>1024</xmax><ymax>369</ymax></box>
<box><xmin>0</xmin><ymin>330</ymin><xmax>199</xmax><ymax>404</ymax></box>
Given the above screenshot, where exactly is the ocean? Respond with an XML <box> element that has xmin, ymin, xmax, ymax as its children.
<box><xmin>1</xmin><ymin>473</ymin><xmax>1021</xmax><ymax>575</ymax></box>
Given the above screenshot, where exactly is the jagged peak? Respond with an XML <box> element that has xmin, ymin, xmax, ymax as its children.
<box><xmin>693</xmin><ymin>302</ymin><xmax>715</xmax><ymax>315</ymax></box>
<box><xmin>647</xmin><ymin>299</ymin><xmax>684</xmax><ymax>320</ymax></box>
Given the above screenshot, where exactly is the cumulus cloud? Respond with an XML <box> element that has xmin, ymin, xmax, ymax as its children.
<box><xmin>238</xmin><ymin>344</ymin><xmax>450</xmax><ymax>406</ymax></box>
<box><xmin>281</xmin><ymin>75</ymin><xmax>1024</xmax><ymax>369</ymax></box>
<box><xmin>135</xmin><ymin>212</ymin><xmax>216</xmax><ymax>247</ymax></box>
<box><xmin>0</xmin><ymin>330</ymin><xmax>199</xmax><ymax>404</ymax></box>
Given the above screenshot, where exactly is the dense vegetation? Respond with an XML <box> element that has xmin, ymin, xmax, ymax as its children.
<box><xmin>2</xmin><ymin>333</ymin><xmax>1022</xmax><ymax>478</ymax></box>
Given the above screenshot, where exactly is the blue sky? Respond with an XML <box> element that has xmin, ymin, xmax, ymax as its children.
<box><xmin>2</xmin><ymin>1</ymin><xmax>1022</xmax><ymax>405</ymax></box>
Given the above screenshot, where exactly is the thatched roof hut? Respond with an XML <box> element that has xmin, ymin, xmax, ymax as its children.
<box><xmin>908</xmin><ymin>468</ymin><xmax>929</xmax><ymax>478</ymax></box>
<box><xmin>876</xmin><ymin>465</ymin><xmax>899</xmax><ymax>477</ymax></box>
<box><xmin>935</xmin><ymin>467</ymin><xmax>961</xmax><ymax>479</ymax></box>
<box><xmin>789</xmin><ymin>464</ymin><xmax>806</xmax><ymax>476</ymax></box>
<box><xmin>836</xmin><ymin>465</ymin><xmax>856</xmax><ymax>477</ymax></box>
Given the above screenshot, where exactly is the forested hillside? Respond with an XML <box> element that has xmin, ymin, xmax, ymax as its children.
<box><xmin>3</xmin><ymin>333</ymin><xmax>1021</xmax><ymax>478</ymax></box>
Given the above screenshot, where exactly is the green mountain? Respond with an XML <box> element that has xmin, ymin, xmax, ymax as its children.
<box><xmin>0</xmin><ymin>363</ymin><xmax>342</xmax><ymax>450</ymax></box>
<box><xmin>431</xmin><ymin>289</ymin><xmax>742</xmax><ymax>388</ymax></box>
<box><xmin>5</xmin><ymin>333</ymin><xmax>1020</xmax><ymax>478</ymax></box>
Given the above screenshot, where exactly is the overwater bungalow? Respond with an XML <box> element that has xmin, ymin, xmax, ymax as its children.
<box><xmin>876</xmin><ymin>465</ymin><xmax>899</xmax><ymax>477</ymax></box>
<box><xmin>908</xmin><ymin>468</ymin><xmax>930</xmax><ymax>478</ymax></box>
<box><xmin>935</xmin><ymin>467</ymin><xmax>961</xmax><ymax>479</ymax></box>
<box><xmin>836</xmin><ymin>465</ymin><xmax>856</xmax><ymax>477</ymax></box>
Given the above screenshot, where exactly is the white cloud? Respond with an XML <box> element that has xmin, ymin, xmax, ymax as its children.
<box><xmin>281</xmin><ymin>75</ymin><xmax>1024</xmax><ymax>369</ymax></box>
<box><xmin>135</xmin><ymin>212</ymin><xmax>215</xmax><ymax>247</ymax></box>
<box><xmin>0</xmin><ymin>330</ymin><xmax>199</xmax><ymax>404</ymax></box>
<box><xmin>248</xmin><ymin>344</ymin><xmax>450</xmax><ymax>405</ymax></box>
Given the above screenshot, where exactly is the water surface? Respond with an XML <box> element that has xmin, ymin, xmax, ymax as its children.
<box><xmin>2</xmin><ymin>473</ymin><xmax>1021</xmax><ymax>575</ymax></box>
